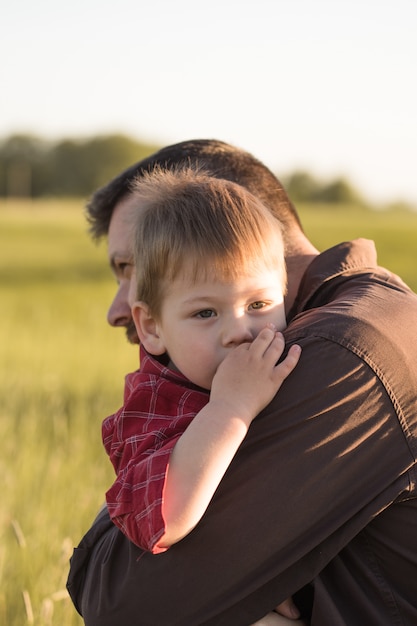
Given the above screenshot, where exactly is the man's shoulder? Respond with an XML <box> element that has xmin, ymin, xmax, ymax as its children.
<box><xmin>287</xmin><ymin>272</ymin><xmax>417</xmax><ymax>355</ymax></box>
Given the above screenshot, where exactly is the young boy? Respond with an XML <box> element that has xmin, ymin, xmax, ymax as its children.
<box><xmin>102</xmin><ymin>167</ymin><xmax>301</xmax><ymax>556</ymax></box>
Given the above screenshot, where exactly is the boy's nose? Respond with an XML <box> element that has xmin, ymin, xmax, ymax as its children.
<box><xmin>221</xmin><ymin>318</ymin><xmax>254</xmax><ymax>347</ymax></box>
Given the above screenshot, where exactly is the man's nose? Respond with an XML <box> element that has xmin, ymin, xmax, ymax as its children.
<box><xmin>221</xmin><ymin>317</ymin><xmax>254</xmax><ymax>347</ymax></box>
<box><xmin>107</xmin><ymin>283</ymin><xmax>132</xmax><ymax>329</ymax></box>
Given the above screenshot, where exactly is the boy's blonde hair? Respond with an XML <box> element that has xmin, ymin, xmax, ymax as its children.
<box><xmin>131</xmin><ymin>166</ymin><xmax>286</xmax><ymax>318</ymax></box>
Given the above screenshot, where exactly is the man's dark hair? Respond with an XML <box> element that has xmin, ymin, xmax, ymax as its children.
<box><xmin>85</xmin><ymin>139</ymin><xmax>303</xmax><ymax>243</ymax></box>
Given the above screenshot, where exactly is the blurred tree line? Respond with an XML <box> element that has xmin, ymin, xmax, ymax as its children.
<box><xmin>0</xmin><ymin>133</ymin><xmax>365</xmax><ymax>204</ymax></box>
<box><xmin>282</xmin><ymin>170</ymin><xmax>365</xmax><ymax>205</ymax></box>
<box><xmin>0</xmin><ymin>133</ymin><xmax>160</xmax><ymax>199</ymax></box>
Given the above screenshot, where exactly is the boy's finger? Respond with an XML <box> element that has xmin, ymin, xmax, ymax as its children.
<box><xmin>277</xmin><ymin>344</ymin><xmax>302</xmax><ymax>375</ymax></box>
<box><xmin>250</xmin><ymin>328</ymin><xmax>284</xmax><ymax>355</ymax></box>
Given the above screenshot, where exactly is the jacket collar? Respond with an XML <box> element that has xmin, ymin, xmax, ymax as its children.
<box><xmin>288</xmin><ymin>239</ymin><xmax>377</xmax><ymax>320</ymax></box>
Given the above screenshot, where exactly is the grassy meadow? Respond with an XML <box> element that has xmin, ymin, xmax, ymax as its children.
<box><xmin>1</xmin><ymin>198</ymin><xmax>417</xmax><ymax>626</ymax></box>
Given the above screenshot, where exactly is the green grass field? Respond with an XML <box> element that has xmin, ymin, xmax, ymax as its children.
<box><xmin>1</xmin><ymin>199</ymin><xmax>416</xmax><ymax>625</ymax></box>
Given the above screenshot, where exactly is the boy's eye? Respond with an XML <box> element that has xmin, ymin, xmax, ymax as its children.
<box><xmin>196</xmin><ymin>309</ymin><xmax>216</xmax><ymax>318</ymax></box>
<box><xmin>249</xmin><ymin>301</ymin><xmax>266</xmax><ymax>310</ymax></box>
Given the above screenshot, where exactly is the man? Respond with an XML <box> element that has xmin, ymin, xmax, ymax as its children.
<box><xmin>68</xmin><ymin>140</ymin><xmax>417</xmax><ymax>625</ymax></box>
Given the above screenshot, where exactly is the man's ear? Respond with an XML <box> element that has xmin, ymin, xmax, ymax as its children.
<box><xmin>131</xmin><ymin>301</ymin><xmax>166</xmax><ymax>355</ymax></box>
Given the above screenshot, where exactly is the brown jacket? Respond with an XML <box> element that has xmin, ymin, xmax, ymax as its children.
<box><xmin>68</xmin><ymin>239</ymin><xmax>417</xmax><ymax>625</ymax></box>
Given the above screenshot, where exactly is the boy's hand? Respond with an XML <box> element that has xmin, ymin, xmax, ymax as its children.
<box><xmin>210</xmin><ymin>327</ymin><xmax>301</xmax><ymax>425</ymax></box>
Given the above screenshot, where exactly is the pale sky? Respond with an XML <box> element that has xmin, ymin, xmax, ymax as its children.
<box><xmin>2</xmin><ymin>0</ymin><xmax>416</xmax><ymax>204</ymax></box>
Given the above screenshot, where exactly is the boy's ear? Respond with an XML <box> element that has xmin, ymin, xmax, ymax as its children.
<box><xmin>131</xmin><ymin>301</ymin><xmax>166</xmax><ymax>355</ymax></box>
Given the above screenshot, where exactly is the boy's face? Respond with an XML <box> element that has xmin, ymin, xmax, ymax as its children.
<box><xmin>133</xmin><ymin>262</ymin><xmax>286</xmax><ymax>390</ymax></box>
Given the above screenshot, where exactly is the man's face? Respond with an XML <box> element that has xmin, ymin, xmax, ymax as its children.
<box><xmin>107</xmin><ymin>194</ymin><xmax>142</xmax><ymax>344</ymax></box>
